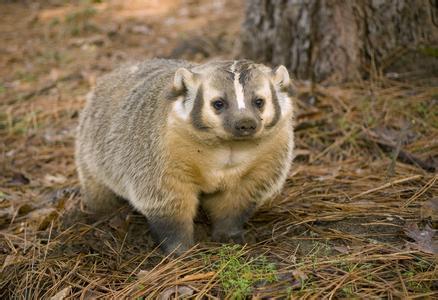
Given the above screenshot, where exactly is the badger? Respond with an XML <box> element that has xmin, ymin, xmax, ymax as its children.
<box><xmin>75</xmin><ymin>59</ymin><xmax>295</xmax><ymax>254</ymax></box>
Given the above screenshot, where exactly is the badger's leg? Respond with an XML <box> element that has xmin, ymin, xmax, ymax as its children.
<box><xmin>77</xmin><ymin>164</ymin><xmax>123</xmax><ymax>213</ymax></box>
<box><xmin>133</xmin><ymin>181</ymin><xmax>198</xmax><ymax>255</ymax></box>
<box><xmin>147</xmin><ymin>213</ymin><xmax>195</xmax><ymax>255</ymax></box>
<box><xmin>203</xmin><ymin>159</ymin><xmax>289</xmax><ymax>244</ymax></box>
<box><xmin>202</xmin><ymin>190</ymin><xmax>256</xmax><ymax>244</ymax></box>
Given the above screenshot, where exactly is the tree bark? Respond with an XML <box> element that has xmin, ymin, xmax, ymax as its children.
<box><xmin>240</xmin><ymin>0</ymin><xmax>438</xmax><ymax>82</ymax></box>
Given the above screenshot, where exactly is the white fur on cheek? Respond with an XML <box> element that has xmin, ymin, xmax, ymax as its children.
<box><xmin>171</xmin><ymin>84</ymin><xmax>199</xmax><ymax>122</ymax></box>
<box><xmin>173</xmin><ymin>97</ymin><xmax>189</xmax><ymax>120</ymax></box>
<box><xmin>262</xmin><ymin>99</ymin><xmax>275</xmax><ymax>125</ymax></box>
<box><xmin>276</xmin><ymin>89</ymin><xmax>293</xmax><ymax>117</ymax></box>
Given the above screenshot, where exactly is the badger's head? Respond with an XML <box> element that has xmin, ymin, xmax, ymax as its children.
<box><xmin>168</xmin><ymin>60</ymin><xmax>294</xmax><ymax>142</ymax></box>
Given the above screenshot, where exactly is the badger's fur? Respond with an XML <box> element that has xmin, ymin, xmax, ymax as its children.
<box><xmin>75</xmin><ymin>59</ymin><xmax>295</xmax><ymax>254</ymax></box>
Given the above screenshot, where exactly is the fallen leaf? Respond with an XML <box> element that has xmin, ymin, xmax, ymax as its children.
<box><xmin>27</xmin><ymin>207</ymin><xmax>58</xmax><ymax>230</ymax></box>
<box><xmin>137</xmin><ymin>270</ymin><xmax>150</xmax><ymax>278</ymax></box>
<box><xmin>404</xmin><ymin>223</ymin><xmax>438</xmax><ymax>254</ymax></box>
<box><xmin>44</xmin><ymin>174</ymin><xmax>67</xmax><ymax>185</ymax></box>
<box><xmin>130</xmin><ymin>24</ymin><xmax>151</xmax><ymax>35</ymax></box>
<box><xmin>1</xmin><ymin>255</ymin><xmax>25</xmax><ymax>271</ymax></box>
<box><xmin>292</xmin><ymin>269</ymin><xmax>308</xmax><ymax>282</ymax></box>
<box><xmin>333</xmin><ymin>245</ymin><xmax>350</xmax><ymax>254</ymax></box>
<box><xmin>69</xmin><ymin>35</ymin><xmax>107</xmax><ymax>47</ymax></box>
<box><xmin>46</xmin><ymin>187</ymin><xmax>80</xmax><ymax>206</ymax></box>
<box><xmin>49</xmin><ymin>68</ymin><xmax>60</xmax><ymax>81</ymax></box>
<box><xmin>363</xmin><ymin>127</ymin><xmax>436</xmax><ymax>172</ymax></box>
<box><xmin>50</xmin><ymin>287</ymin><xmax>71</xmax><ymax>300</ymax></box>
<box><xmin>294</xmin><ymin>149</ymin><xmax>311</xmax><ymax>159</ymax></box>
<box><xmin>179</xmin><ymin>271</ymin><xmax>215</xmax><ymax>282</ymax></box>
<box><xmin>109</xmin><ymin>214</ymin><xmax>129</xmax><ymax>234</ymax></box>
<box><xmin>81</xmin><ymin>289</ymin><xmax>101</xmax><ymax>300</ymax></box>
<box><xmin>158</xmin><ymin>286</ymin><xmax>194</xmax><ymax>300</ymax></box>
<box><xmin>6</xmin><ymin>150</ymin><xmax>16</xmax><ymax>157</ymax></box>
<box><xmin>354</xmin><ymin>200</ymin><xmax>377</xmax><ymax>207</ymax></box>
<box><xmin>281</xmin><ymin>270</ymin><xmax>307</xmax><ymax>290</ymax></box>
<box><xmin>421</xmin><ymin>197</ymin><xmax>438</xmax><ymax>221</ymax></box>
<box><xmin>9</xmin><ymin>173</ymin><xmax>30</xmax><ymax>185</ymax></box>
<box><xmin>17</xmin><ymin>203</ymin><xmax>35</xmax><ymax>215</ymax></box>
<box><xmin>0</xmin><ymin>206</ymin><xmax>14</xmax><ymax>226</ymax></box>
<box><xmin>317</xmin><ymin>167</ymin><xmax>340</xmax><ymax>181</ymax></box>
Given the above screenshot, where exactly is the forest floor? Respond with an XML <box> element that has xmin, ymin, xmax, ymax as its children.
<box><xmin>1</xmin><ymin>1</ymin><xmax>437</xmax><ymax>299</ymax></box>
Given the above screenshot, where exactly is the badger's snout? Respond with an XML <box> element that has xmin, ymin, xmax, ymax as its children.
<box><xmin>232</xmin><ymin>116</ymin><xmax>258</xmax><ymax>137</ymax></box>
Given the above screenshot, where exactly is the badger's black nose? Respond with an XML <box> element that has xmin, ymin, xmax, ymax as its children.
<box><xmin>234</xmin><ymin>118</ymin><xmax>257</xmax><ymax>136</ymax></box>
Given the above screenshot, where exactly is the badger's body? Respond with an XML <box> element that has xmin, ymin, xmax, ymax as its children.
<box><xmin>76</xmin><ymin>59</ymin><xmax>295</xmax><ymax>254</ymax></box>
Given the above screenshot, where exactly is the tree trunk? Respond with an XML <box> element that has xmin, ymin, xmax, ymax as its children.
<box><xmin>240</xmin><ymin>0</ymin><xmax>438</xmax><ymax>82</ymax></box>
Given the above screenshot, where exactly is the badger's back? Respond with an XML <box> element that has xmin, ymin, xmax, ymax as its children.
<box><xmin>76</xmin><ymin>59</ymin><xmax>195</xmax><ymax>199</ymax></box>
<box><xmin>78</xmin><ymin>59</ymin><xmax>194</xmax><ymax>140</ymax></box>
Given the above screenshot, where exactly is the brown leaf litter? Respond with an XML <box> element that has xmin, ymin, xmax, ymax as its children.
<box><xmin>1</xmin><ymin>0</ymin><xmax>438</xmax><ymax>298</ymax></box>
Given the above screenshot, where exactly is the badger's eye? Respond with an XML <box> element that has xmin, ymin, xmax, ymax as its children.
<box><xmin>254</xmin><ymin>98</ymin><xmax>265</xmax><ymax>109</ymax></box>
<box><xmin>212</xmin><ymin>99</ymin><xmax>226</xmax><ymax>111</ymax></box>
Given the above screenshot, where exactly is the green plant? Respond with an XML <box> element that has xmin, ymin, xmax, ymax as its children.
<box><xmin>208</xmin><ymin>245</ymin><xmax>278</xmax><ymax>299</ymax></box>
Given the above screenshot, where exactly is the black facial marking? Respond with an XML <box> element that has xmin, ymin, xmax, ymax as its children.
<box><xmin>239</xmin><ymin>67</ymin><xmax>253</xmax><ymax>86</ymax></box>
<box><xmin>190</xmin><ymin>85</ymin><xmax>210</xmax><ymax>131</ymax></box>
<box><xmin>222</xmin><ymin>114</ymin><xmax>234</xmax><ymax>135</ymax></box>
<box><xmin>224</xmin><ymin>70</ymin><xmax>235</xmax><ymax>82</ymax></box>
<box><xmin>266</xmin><ymin>83</ymin><xmax>281</xmax><ymax>128</ymax></box>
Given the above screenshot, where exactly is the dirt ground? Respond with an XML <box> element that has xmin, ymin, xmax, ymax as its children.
<box><xmin>1</xmin><ymin>1</ymin><xmax>437</xmax><ymax>299</ymax></box>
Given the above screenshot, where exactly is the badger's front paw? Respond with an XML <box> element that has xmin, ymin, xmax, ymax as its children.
<box><xmin>161</xmin><ymin>239</ymin><xmax>193</xmax><ymax>256</ymax></box>
<box><xmin>147</xmin><ymin>218</ymin><xmax>194</xmax><ymax>255</ymax></box>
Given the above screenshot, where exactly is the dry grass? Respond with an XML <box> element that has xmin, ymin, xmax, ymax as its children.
<box><xmin>1</xmin><ymin>1</ymin><xmax>437</xmax><ymax>299</ymax></box>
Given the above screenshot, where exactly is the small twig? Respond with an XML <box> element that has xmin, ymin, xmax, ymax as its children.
<box><xmin>362</xmin><ymin>128</ymin><xmax>436</xmax><ymax>173</ymax></box>
<box><xmin>42</xmin><ymin>257</ymin><xmax>81</xmax><ymax>298</ymax></box>
<box><xmin>388</xmin><ymin>125</ymin><xmax>407</xmax><ymax>177</ymax></box>
<box><xmin>381</xmin><ymin>142</ymin><xmax>436</xmax><ymax>173</ymax></box>
<box><xmin>395</xmin><ymin>261</ymin><xmax>409</xmax><ymax>298</ymax></box>
<box><xmin>351</xmin><ymin>175</ymin><xmax>422</xmax><ymax>200</ymax></box>
<box><xmin>403</xmin><ymin>175</ymin><xmax>437</xmax><ymax>207</ymax></box>
<box><xmin>43</xmin><ymin>220</ymin><xmax>54</xmax><ymax>262</ymax></box>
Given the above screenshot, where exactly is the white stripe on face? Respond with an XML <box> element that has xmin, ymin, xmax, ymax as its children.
<box><xmin>231</xmin><ymin>61</ymin><xmax>246</xmax><ymax>110</ymax></box>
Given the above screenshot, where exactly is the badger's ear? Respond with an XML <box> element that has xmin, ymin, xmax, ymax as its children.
<box><xmin>273</xmin><ymin>65</ymin><xmax>290</xmax><ymax>88</ymax></box>
<box><xmin>173</xmin><ymin>68</ymin><xmax>196</xmax><ymax>94</ymax></box>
